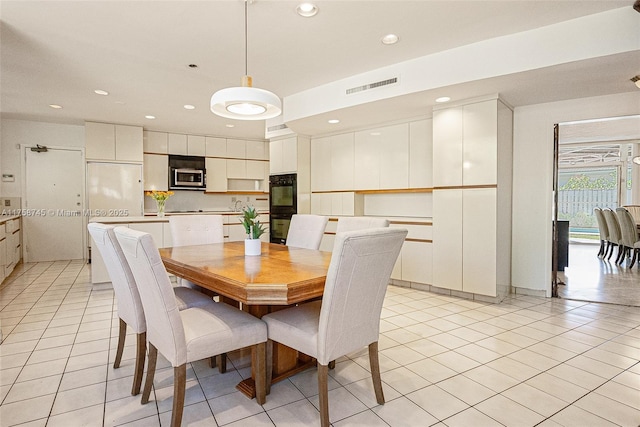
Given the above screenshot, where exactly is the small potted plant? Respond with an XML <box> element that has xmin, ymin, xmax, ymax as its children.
<box><xmin>240</xmin><ymin>206</ymin><xmax>266</xmax><ymax>256</ymax></box>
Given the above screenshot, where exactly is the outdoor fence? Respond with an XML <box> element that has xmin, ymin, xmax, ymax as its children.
<box><xmin>558</xmin><ymin>189</ymin><xmax>617</xmax><ymax>230</ymax></box>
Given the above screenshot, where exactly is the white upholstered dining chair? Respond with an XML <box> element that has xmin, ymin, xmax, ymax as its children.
<box><xmin>335</xmin><ymin>216</ymin><xmax>389</xmax><ymax>234</ymax></box>
<box><xmin>603</xmin><ymin>208</ymin><xmax>623</xmax><ymax>262</ymax></box>
<box><xmin>114</xmin><ymin>226</ymin><xmax>268</xmax><ymax>427</ymax></box>
<box><xmin>87</xmin><ymin>222</ymin><xmax>213</xmax><ymax>396</ymax></box>
<box><xmin>263</xmin><ymin>227</ymin><xmax>407</xmax><ymax>427</ymax></box>
<box><xmin>286</xmin><ymin>214</ymin><xmax>328</xmax><ymax>250</ymax></box>
<box><xmin>593</xmin><ymin>208</ymin><xmax>609</xmax><ymax>258</ymax></box>
<box><xmin>169</xmin><ymin>214</ymin><xmax>224</xmax><ymax>289</ymax></box>
<box><xmin>616</xmin><ymin>207</ymin><xmax>640</xmax><ymax>268</ymax></box>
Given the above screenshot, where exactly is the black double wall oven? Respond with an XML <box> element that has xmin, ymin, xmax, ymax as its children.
<box><xmin>269</xmin><ymin>173</ymin><xmax>297</xmax><ymax>244</ymax></box>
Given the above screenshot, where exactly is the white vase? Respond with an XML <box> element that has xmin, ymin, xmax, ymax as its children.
<box><xmin>244</xmin><ymin>238</ymin><xmax>261</xmax><ymax>256</ymax></box>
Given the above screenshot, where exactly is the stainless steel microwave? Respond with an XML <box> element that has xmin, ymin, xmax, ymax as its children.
<box><xmin>169</xmin><ymin>155</ymin><xmax>206</xmax><ymax>190</ymax></box>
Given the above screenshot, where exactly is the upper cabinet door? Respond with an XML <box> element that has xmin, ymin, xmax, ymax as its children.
<box><xmin>354</xmin><ymin>129</ymin><xmax>381</xmax><ymax>190</ymax></box>
<box><xmin>409</xmin><ymin>119</ymin><xmax>432</xmax><ymax>189</ymax></box>
<box><xmin>311</xmin><ymin>137</ymin><xmax>331</xmax><ymax>191</ymax></box>
<box><xmin>379</xmin><ymin>123</ymin><xmax>409</xmax><ymax>190</ymax></box>
<box><xmin>330</xmin><ymin>133</ymin><xmax>354</xmax><ymax>191</ymax></box>
<box><xmin>226</xmin><ymin>139</ymin><xmax>246</xmax><ymax>159</ymax></box>
<box><xmin>168</xmin><ymin>133</ymin><xmax>188</xmax><ymax>155</ymax></box>
<box><xmin>85</xmin><ymin>122</ymin><xmax>115</xmax><ymax>160</ymax></box>
<box><xmin>143</xmin><ymin>131</ymin><xmax>168</xmax><ymax>154</ymax></box>
<box><xmin>206</xmin><ymin>137</ymin><xmax>227</xmax><ymax>157</ymax></box>
<box><xmin>463</xmin><ymin>101</ymin><xmax>497</xmax><ymax>186</ymax></box>
<box><xmin>115</xmin><ymin>125</ymin><xmax>143</xmax><ymax>162</ymax></box>
<box><xmin>187</xmin><ymin>135</ymin><xmax>206</xmax><ymax>156</ymax></box>
<box><xmin>433</xmin><ymin>107</ymin><xmax>463</xmax><ymax>187</ymax></box>
<box><xmin>245</xmin><ymin>140</ymin><xmax>265</xmax><ymax>160</ymax></box>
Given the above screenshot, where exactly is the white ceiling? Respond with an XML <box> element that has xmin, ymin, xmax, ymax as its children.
<box><xmin>1</xmin><ymin>0</ymin><xmax>638</xmax><ymax>140</ymax></box>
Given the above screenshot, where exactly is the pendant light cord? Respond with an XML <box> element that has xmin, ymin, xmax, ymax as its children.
<box><xmin>244</xmin><ymin>0</ymin><xmax>248</xmax><ymax>76</ymax></box>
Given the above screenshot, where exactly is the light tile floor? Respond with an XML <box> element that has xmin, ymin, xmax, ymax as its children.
<box><xmin>1</xmin><ymin>260</ymin><xmax>639</xmax><ymax>426</ymax></box>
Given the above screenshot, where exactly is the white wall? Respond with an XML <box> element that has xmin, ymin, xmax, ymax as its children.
<box><xmin>1</xmin><ymin>119</ymin><xmax>85</xmax><ymax>197</ymax></box>
<box><xmin>512</xmin><ymin>91</ymin><xmax>640</xmax><ymax>296</ymax></box>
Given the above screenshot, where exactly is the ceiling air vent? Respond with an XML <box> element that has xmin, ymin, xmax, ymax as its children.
<box><xmin>346</xmin><ymin>77</ymin><xmax>398</xmax><ymax>95</ymax></box>
<box><xmin>267</xmin><ymin>123</ymin><xmax>288</xmax><ymax>132</ymax></box>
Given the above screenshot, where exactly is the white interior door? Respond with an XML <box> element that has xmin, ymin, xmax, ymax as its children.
<box><xmin>24</xmin><ymin>147</ymin><xmax>84</xmax><ymax>262</ymax></box>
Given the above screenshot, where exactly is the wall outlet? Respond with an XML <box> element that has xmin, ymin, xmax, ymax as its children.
<box><xmin>4</xmin><ymin>200</ymin><xmax>10</xmax><ymax>207</ymax></box>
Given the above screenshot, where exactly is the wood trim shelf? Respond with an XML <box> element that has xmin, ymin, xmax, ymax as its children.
<box><xmin>312</xmin><ymin>188</ymin><xmax>433</xmax><ymax>195</ymax></box>
<box><xmin>432</xmin><ymin>184</ymin><xmax>497</xmax><ymax>190</ymax></box>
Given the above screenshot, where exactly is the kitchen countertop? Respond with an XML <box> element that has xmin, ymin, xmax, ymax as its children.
<box><xmin>90</xmin><ymin>210</ymin><xmax>269</xmax><ymax>224</ymax></box>
<box><xmin>0</xmin><ymin>214</ymin><xmax>22</xmax><ymax>223</ymax></box>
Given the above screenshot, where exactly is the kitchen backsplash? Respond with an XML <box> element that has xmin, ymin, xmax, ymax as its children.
<box><xmin>143</xmin><ymin>191</ymin><xmax>268</xmax><ymax>213</ymax></box>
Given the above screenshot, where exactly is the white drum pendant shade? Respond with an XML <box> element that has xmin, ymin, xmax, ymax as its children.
<box><xmin>210</xmin><ymin>84</ymin><xmax>281</xmax><ymax>120</ymax></box>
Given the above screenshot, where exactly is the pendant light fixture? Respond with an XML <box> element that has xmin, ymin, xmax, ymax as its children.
<box><xmin>210</xmin><ymin>0</ymin><xmax>281</xmax><ymax>120</ymax></box>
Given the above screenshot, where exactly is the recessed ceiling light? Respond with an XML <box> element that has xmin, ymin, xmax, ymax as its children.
<box><xmin>94</xmin><ymin>89</ymin><xmax>109</xmax><ymax>96</ymax></box>
<box><xmin>328</xmin><ymin>119</ymin><xmax>340</xmax><ymax>124</ymax></box>
<box><xmin>184</xmin><ymin>104</ymin><xmax>195</xmax><ymax>110</ymax></box>
<box><xmin>632</xmin><ymin>75</ymin><xmax>640</xmax><ymax>89</ymax></box>
<box><xmin>435</xmin><ymin>96</ymin><xmax>451</xmax><ymax>103</ymax></box>
<box><xmin>296</xmin><ymin>3</ymin><xmax>318</xmax><ymax>17</ymax></box>
<box><xmin>381</xmin><ymin>34</ymin><xmax>399</xmax><ymax>45</ymax></box>
<box><xmin>49</xmin><ymin>104</ymin><xmax>62</xmax><ymax>109</ymax></box>
<box><xmin>226</xmin><ymin>124</ymin><xmax>235</xmax><ymax>128</ymax></box>
<box><xmin>145</xmin><ymin>115</ymin><xmax>156</xmax><ymax>119</ymax></box>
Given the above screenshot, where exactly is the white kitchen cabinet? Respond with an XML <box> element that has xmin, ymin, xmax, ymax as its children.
<box><xmin>431</xmin><ymin>97</ymin><xmax>512</xmax><ymax>297</ymax></box>
<box><xmin>401</xmin><ymin>241</ymin><xmax>433</xmax><ymax>284</ymax></box>
<box><xmin>128</xmin><ymin>222</ymin><xmax>164</xmax><ymax>248</ymax></box>
<box><xmin>0</xmin><ymin>224</ymin><xmax>6</xmax><ymax>284</ymax></box>
<box><xmin>432</xmin><ymin>189</ymin><xmax>463</xmax><ymax>291</ymax></box>
<box><xmin>144</xmin><ymin>154</ymin><xmax>168</xmax><ymax>191</ymax></box>
<box><xmin>246</xmin><ymin>140</ymin><xmax>266</xmax><ymax>160</ymax></box>
<box><xmin>116</xmin><ymin>126</ymin><xmax>144</xmax><ymax>162</ymax></box>
<box><xmin>168</xmin><ymin>134</ymin><xmax>188</xmax><ymax>155</ymax></box>
<box><xmin>331</xmin><ymin>134</ymin><xmax>354</xmax><ymax>191</ymax></box>
<box><xmin>310</xmin><ymin>193</ymin><xmax>362</xmax><ymax>216</ymax></box>
<box><xmin>311</xmin><ymin>137</ymin><xmax>331</xmax><ymax>191</ymax></box>
<box><xmin>144</xmin><ymin>131</ymin><xmax>168</xmax><ymax>154</ymax></box>
<box><xmin>206</xmin><ymin>137</ymin><xmax>227</xmax><ymax>157</ymax></box>
<box><xmin>228</xmin><ymin>222</ymin><xmax>248</xmax><ymax>242</ymax></box>
<box><xmin>226</xmin><ymin>159</ymin><xmax>264</xmax><ymax>180</ymax></box>
<box><xmin>226</xmin><ymin>139</ymin><xmax>246</xmax><ymax>159</ymax></box>
<box><xmin>4</xmin><ymin>218</ymin><xmax>22</xmax><ymax>279</ymax></box>
<box><xmin>86</xmin><ymin>122</ymin><xmax>143</xmax><ymax>162</ymax></box>
<box><xmin>206</xmin><ymin>158</ymin><xmax>227</xmax><ymax>192</ymax></box>
<box><xmin>270</xmin><ymin>137</ymin><xmax>298</xmax><ymax>174</ymax></box>
<box><xmin>462</xmin><ymin>188</ymin><xmax>497</xmax><ymax>296</ymax></box>
<box><xmin>354</xmin><ymin>131</ymin><xmax>380</xmax><ymax>190</ymax></box>
<box><xmin>187</xmin><ymin>135</ymin><xmax>206</xmax><ymax>156</ymax></box>
<box><xmin>409</xmin><ymin>119</ymin><xmax>432</xmax><ymax>188</ymax></box>
<box><xmin>379</xmin><ymin>124</ymin><xmax>409</xmax><ymax>189</ymax></box>
<box><xmin>432</xmin><ymin>107</ymin><xmax>463</xmax><ymax>187</ymax></box>
<box><xmin>354</xmin><ymin>123</ymin><xmax>408</xmax><ymax>190</ymax></box>
<box><xmin>227</xmin><ymin>159</ymin><xmax>246</xmax><ymax>179</ymax></box>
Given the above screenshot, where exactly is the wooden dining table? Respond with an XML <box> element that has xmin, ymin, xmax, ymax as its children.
<box><xmin>158</xmin><ymin>240</ymin><xmax>332</xmax><ymax>398</ymax></box>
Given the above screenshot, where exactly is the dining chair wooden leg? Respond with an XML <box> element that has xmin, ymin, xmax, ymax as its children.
<box><xmin>368</xmin><ymin>341</ymin><xmax>385</xmax><ymax>405</ymax></box>
<box><xmin>597</xmin><ymin>240</ymin><xmax>604</xmax><ymax>257</ymax></box>
<box><xmin>113</xmin><ymin>318</ymin><xmax>127</xmax><ymax>369</ymax></box>
<box><xmin>209</xmin><ymin>356</ymin><xmax>216</xmax><ymax>369</ymax></box>
<box><xmin>607</xmin><ymin>243</ymin><xmax>615</xmax><ymax>260</ymax></box>
<box><xmin>631</xmin><ymin>249</ymin><xmax>638</xmax><ymax>269</ymax></box>
<box><xmin>266</xmin><ymin>340</ymin><xmax>273</xmax><ymax>395</ymax></box>
<box><xmin>131</xmin><ymin>331</ymin><xmax>146</xmax><ymax>395</ymax></box>
<box><xmin>217</xmin><ymin>353</ymin><xmax>227</xmax><ymax>373</ymax></box>
<box><xmin>253</xmin><ymin>342</ymin><xmax>266</xmax><ymax>405</ymax></box>
<box><xmin>318</xmin><ymin>364</ymin><xmax>330</xmax><ymax>427</ymax></box>
<box><xmin>170</xmin><ymin>364</ymin><xmax>186</xmax><ymax>427</ymax></box>
<box><xmin>141</xmin><ymin>343</ymin><xmax>158</xmax><ymax>404</ymax></box>
<box><xmin>328</xmin><ymin>360</ymin><xmax>336</xmax><ymax>370</ymax></box>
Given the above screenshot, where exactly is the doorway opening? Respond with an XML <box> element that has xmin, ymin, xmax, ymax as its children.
<box><xmin>554</xmin><ymin>116</ymin><xmax>640</xmax><ymax>306</ymax></box>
